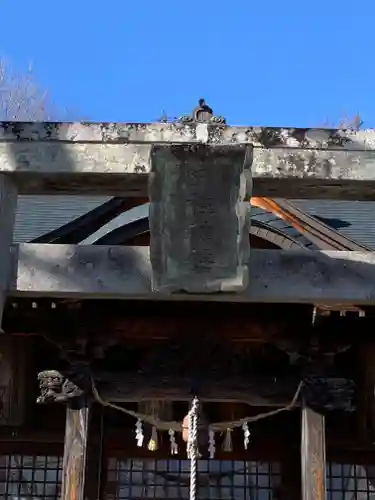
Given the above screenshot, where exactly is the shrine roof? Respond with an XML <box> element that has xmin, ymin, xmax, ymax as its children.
<box><xmin>13</xmin><ymin>195</ymin><xmax>373</xmax><ymax>251</ymax></box>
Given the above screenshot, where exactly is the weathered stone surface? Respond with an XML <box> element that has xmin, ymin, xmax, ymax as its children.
<box><xmin>1</xmin><ymin>143</ymin><xmax>375</xmax><ymax>198</ymax></box>
<box><xmin>11</xmin><ymin>244</ymin><xmax>375</xmax><ymax>305</ymax></box>
<box><xmin>251</xmin><ymin>148</ymin><xmax>375</xmax><ymax>199</ymax></box>
<box><xmin>1</xmin><ymin>122</ymin><xmax>375</xmax><ymax>198</ymax></box>
<box><xmin>0</xmin><ymin>142</ymin><xmax>151</xmax><ymax>195</ymax></box>
<box><xmin>254</xmin><ymin>148</ymin><xmax>375</xmax><ymax>180</ymax></box>
<box><xmin>0</xmin><ymin>122</ymin><xmax>375</xmax><ymax>150</ymax></box>
<box><xmin>0</xmin><ymin>142</ymin><xmax>151</xmax><ymax>174</ymax></box>
<box><xmin>149</xmin><ymin>145</ymin><xmax>252</xmax><ymax>293</ymax></box>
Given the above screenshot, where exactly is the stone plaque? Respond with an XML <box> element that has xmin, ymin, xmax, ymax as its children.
<box><xmin>149</xmin><ymin>144</ymin><xmax>252</xmax><ymax>293</ymax></box>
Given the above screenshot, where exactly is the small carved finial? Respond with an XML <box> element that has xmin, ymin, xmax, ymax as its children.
<box><xmin>193</xmin><ymin>99</ymin><xmax>213</xmax><ymax>122</ymax></box>
<box><xmin>178</xmin><ymin>99</ymin><xmax>226</xmax><ymax>125</ymax></box>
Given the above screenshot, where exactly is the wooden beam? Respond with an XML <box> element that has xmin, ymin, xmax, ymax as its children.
<box><xmin>61</xmin><ymin>398</ymin><xmax>90</xmax><ymax>500</ymax></box>
<box><xmin>3</xmin><ymin>302</ymin><xmax>308</xmax><ymax>342</ymax></box>
<box><xmin>1</xmin><ymin>123</ymin><xmax>375</xmax><ymax>198</ymax></box>
<box><xmin>11</xmin><ymin>244</ymin><xmax>375</xmax><ymax>304</ymax></box>
<box><xmin>96</xmin><ymin>374</ymin><xmax>292</xmax><ymax>405</ymax></box>
<box><xmin>82</xmin><ymin>405</ymin><xmax>103</xmax><ymax>500</ymax></box>
<box><xmin>93</xmin><ymin>373</ymin><xmax>354</xmax><ymax>409</ymax></box>
<box><xmin>0</xmin><ymin>175</ymin><xmax>17</xmax><ymax>328</ymax></box>
<box><xmin>301</xmin><ymin>403</ymin><xmax>326</xmax><ymax>500</ymax></box>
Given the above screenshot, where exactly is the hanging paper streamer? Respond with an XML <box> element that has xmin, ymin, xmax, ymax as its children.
<box><xmin>222</xmin><ymin>428</ymin><xmax>233</xmax><ymax>452</ymax></box>
<box><xmin>208</xmin><ymin>428</ymin><xmax>216</xmax><ymax>459</ymax></box>
<box><xmin>135</xmin><ymin>419</ymin><xmax>144</xmax><ymax>447</ymax></box>
<box><xmin>242</xmin><ymin>422</ymin><xmax>250</xmax><ymax>450</ymax></box>
<box><xmin>148</xmin><ymin>426</ymin><xmax>159</xmax><ymax>451</ymax></box>
<box><xmin>169</xmin><ymin>428</ymin><xmax>178</xmax><ymax>455</ymax></box>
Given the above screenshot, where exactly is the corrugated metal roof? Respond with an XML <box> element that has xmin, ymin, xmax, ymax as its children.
<box><xmin>14</xmin><ymin>196</ymin><xmax>110</xmax><ymax>243</ymax></box>
<box><xmin>13</xmin><ymin>196</ymin><xmax>375</xmax><ymax>249</ymax></box>
<box><xmin>293</xmin><ymin>200</ymin><xmax>375</xmax><ymax>250</ymax></box>
<box><xmin>14</xmin><ymin>195</ymin><xmax>317</xmax><ymax>248</ymax></box>
<box><xmin>251</xmin><ymin>206</ymin><xmax>316</xmax><ymax>248</ymax></box>
<box><xmin>82</xmin><ymin>203</ymin><xmax>317</xmax><ymax>247</ymax></box>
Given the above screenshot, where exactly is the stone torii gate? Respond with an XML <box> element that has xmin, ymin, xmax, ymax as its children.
<box><xmin>1</xmin><ymin>106</ymin><xmax>375</xmax><ymax>499</ymax></box>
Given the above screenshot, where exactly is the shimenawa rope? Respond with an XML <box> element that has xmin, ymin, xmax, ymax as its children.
<box><xmin>91</xmin><ymin>378</ymin><xmax>303</xmax><ymax>433</ymax></box>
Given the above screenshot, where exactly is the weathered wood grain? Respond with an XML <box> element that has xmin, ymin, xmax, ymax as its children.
<box><xmin>10</xmin><ymin>244</ymin><xmax>375</xmax><ymax>304</ymax></box>
<box><xmin>82</xmin><ymin>405</ymin><xmax>103</xmax><ymax>500</ymax></box>
<box><xmin>0</xmin><ymin>175</ymin><xmax>17</xmax><ymax>328</ymax></box>
<box><xmin>98</xmin><ymin>374</ymin><xmax>286</xmax><ymax>405</ymax></box>
<box><xmin>1</xmin><ymin>124</ymin><xmax>375</xmax><ymax>198</ymax></box>
<box><xmin>0</xmin><ymin>336</ymin><xmax>30</xmax><ymax>425</ymax></box>
<box><xmin>301</xmin><ymin>403</ymin><xmax>326</xmax><ymax>500</ymax></box>
<box><xmin>357</xmin><ymin>344</ymin><xmax>375</xmax><ymax>443</ymax></box>
<box><xmin>61</xmin><ymin>399</ymin><xmax>90</xmax><ymax>500</ymax></box>
<box><xmin>95</xmin><ymin>373</ymin><xmax>354</xmax><ymax>409</ymax></box>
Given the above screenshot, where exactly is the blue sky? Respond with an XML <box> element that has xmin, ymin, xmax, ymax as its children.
<box><xmin>1</xmin><ymin>0</ymin><xmax>374</xmax><ymax>126</ymax></box>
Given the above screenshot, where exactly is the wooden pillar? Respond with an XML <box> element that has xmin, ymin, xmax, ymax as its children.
<box><xmin>61</xmin><ymin>398</ymin><xmax>91</xmax><ymax>500</ymax></box>
<box><xmin>357</xmin><ymin>344</ymin><xmax>375</xmax><ymax>443</ymax></box>
<box><xmin>83</xmin><ymin>405</ymin><xmax>104</xmax><ymax>500</ymax></box>
<box><xmin>0</xmin><ymin>175</ymin><xmax>17</xmax><ymax>330</ymax></box>
<box><xmin>37</xmin><ymin>368</ymin><xmax>98</xmax><ymax>500</ymax></box>
<box><xmin>0</xmin><ymin>335</ymin><xmax>30</xmax><ymax>425</ymax></box>
<box><xmin>0</xmin><ymin>335</ymin><xmax>30</xmax><ymax>499</ymax></box>
<box><xmin>301</xmin><ymin>402</ymin><xmax>326</xmax><ymax>500</ymax></box>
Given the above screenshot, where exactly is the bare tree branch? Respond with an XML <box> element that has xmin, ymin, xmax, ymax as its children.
<box><xmin>0</xmin><ymin>58</ymin><xmax>80</xmax><ymax>121</ymax></box>
<box><xmin>320</xmin><ymin>113</ymin><xmax>363</xmax><ymax>131</ymax></box>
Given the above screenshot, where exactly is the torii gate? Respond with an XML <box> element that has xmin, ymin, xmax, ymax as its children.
<box><xmin>1</xmin><ymin>106</ymin><xmax>375</xmax><ymax>500</ymax></box>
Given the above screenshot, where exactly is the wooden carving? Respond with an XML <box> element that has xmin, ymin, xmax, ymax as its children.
<box><xmin>37</xmin><ymin>361</ymin><xmax>91</xmax><ymax>405</ymax></box>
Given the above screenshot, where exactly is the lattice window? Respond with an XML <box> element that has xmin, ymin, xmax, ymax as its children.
<box><xmin>0</xmin><ymin>454</ymin><xmax>62</xmax><ymax>499</ymax></box>
<box><xmin>327</xmin><ymin>463</ymin><xmax>375</xmax><ymax>500</ymax></box>
<box><xmin>105</xmin><ymin>458</ymin><xmax>281</xmax><ymax>500</ymax></box>
<box><xmin>3</xmin><ymin>452</ymin><xmax>375</xmax><ymax>499</ymax></box>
